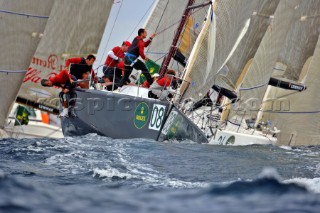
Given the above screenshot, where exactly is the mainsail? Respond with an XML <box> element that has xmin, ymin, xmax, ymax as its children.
<box><xmin>16</xmin><ymin>0</ymin><xmax>113</xmax><ymax>113</ymax></box>
<box><xmin>0</xmin><ymin>0</ymin><xmax>54</xmax><ymax>129</ymax></box>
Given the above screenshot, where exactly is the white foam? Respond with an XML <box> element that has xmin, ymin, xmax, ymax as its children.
<box><xmin>279</xmin><ymin>146</ymin><xmax>292</xmax><ymax>150</ymax></box>
<box><xmin>93</xmin><ymin>168</ymin><xmax>135</xmax><ymax>180</ymax></box>
<box><xmin>258</xmin><ymin>167</ymin><xmax>283</xmax><ymax>181</ymax></box>
<box><xmin>257</xmin><ymin>167</ymin><xmax>320</xmax><ymax>194</ymax></box>
<box><xmin>284</xmin><ymin>177</ymin><xmax>320</xmax><ymax>194</ymax></box>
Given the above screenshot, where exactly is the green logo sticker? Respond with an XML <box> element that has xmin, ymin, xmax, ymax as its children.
<box><xmin>134</xmin><ymin>102</ymin><xmax>149</xmax><ymax>129</ymax></box>
<box><xmin>167</xmin><ymin>115</ymin><xmax>183</xmax><ymax>139</ymax></box>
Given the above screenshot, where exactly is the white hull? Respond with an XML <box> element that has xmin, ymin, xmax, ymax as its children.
<box><xmin>3</xmin><ymin>104</ymin><xmax>63</xmax><ymax>139</ymax></box>
<box><xmin>209</xmin><ymin>129</ymin><xmax>276</xmax><ymax>146</ymax></box>
<box><xmin>5</xmin><ymin>118</ymin><xmax>63</xmax><ymax>139</ymax></box>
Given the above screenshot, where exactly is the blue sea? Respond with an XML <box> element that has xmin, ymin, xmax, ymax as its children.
<box><xmin>0</xmin><ymin>135</ymin><xmax>320</xmax><ymax>213</ymax></box>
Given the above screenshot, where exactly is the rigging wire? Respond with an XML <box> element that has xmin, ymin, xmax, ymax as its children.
<box><xmin>95</xmin><ymin>1</ymin><xmax>208</xmax><ymax>75</ymax></box>
<box><xmin>146</xmin><ymin>0</ymin><xmax>169</xmax><ymax>52</ymax></box>
<box><xmin>97</xmin><ymin>0</ymin><xmax>124</xmax><ymax>67</ymax></box>
<box><xmin>126</xmin><ymin>0</ymin><xmax>157</xmax><ymax>40</ymax></box>
<box><xmin>96</xmin><ymin>0</ymin><xmax>156</xmax><ymax>72</ymax></box>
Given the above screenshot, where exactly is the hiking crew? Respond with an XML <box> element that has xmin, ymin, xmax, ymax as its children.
<box><xmin>66</xmin><ymin>54</ymin><xmax>97</xmax><ymax>88</ymax></box>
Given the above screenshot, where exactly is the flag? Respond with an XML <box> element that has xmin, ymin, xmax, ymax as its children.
<box><xmin>138</xmin><ymin>59</ymin><xmax>160</xmax><ymax>84</ymax></box>
<box><xmin>15</xmin><ymin>105</ymin><xmax>30</xmax><ymax>126</ymax></box>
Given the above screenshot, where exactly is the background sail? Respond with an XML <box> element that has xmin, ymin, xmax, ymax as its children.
<box><xmin>0</xmin><ymin>0</ymin><xmax>54</xmax><ymax>129</ymax></box>
<box><xmin>214</xmin><ymin>0</ymin><xmax>280</xmax><ymax>91</ymax></box>
<box><xmin>17</xmin><ymin>0</ymin><xmax>113</xmax><ymax>112</ymax></box>
<box><xmin>263</xmin><ymin>35</ymin><xmax>320</xmax><ymax>146</ymax></box>
<box><xmin>260</xmin><ymin>1</ymin><xmax>320</xmax><ymax>146</ymax></box>
<box><xmin>228</xmin><ymin>0</ymin><xmax>300</xmax><ymax>124</ymax></box>
<box><xmin>182</xmin><ymin>0</ymin><xmax>262</xmax><ymax>100</ymax></box>
<box><xmin>277</xmin><ymin>0</ymin><xmax>320</xmax><ymax>82</ymax></box>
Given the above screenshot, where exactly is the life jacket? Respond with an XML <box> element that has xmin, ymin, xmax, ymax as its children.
<box><xmin>127</xmin><ymin>36</ymin><xmax>142</xmax><ymax>58</ymax></box>
<box><xmin>70</xmin><ymin>57</ymin><xmax>92</xmax><ymax>79</ymax></box>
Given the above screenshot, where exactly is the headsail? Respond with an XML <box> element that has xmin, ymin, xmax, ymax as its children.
<box><xmin>0</xmin><ymin>0</ymin><xmax>54</xmax><ymax>129</ymax></box>
<box><xmin>16</xmin><ymin>0</ymin><xmax>113</xmax><ymax>113</ymax></box>
<box><xmin>181</xmin><ymin>0</ymin><xmax>263</xmax><ymax>100</ymax></box>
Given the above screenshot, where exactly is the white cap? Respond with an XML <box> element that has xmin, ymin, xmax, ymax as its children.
<box><xmin>152</xmin><ymin>73</ymin><xmax>160</xmax><ymax>77</ymax></box>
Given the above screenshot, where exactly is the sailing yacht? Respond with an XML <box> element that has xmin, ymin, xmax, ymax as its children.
<box><xmin>61</xmin><ymin>0</ymin><xmax>212</xmax><ymax>143</ymax></box>
<box><xmin>176</xmin><ymin>0</ymin><xmax>284</xmax><ymax>145</ymax></box>
<box><xmin>36</xmin><ymin>0</ymin><xmax>319</xmax><ymax>146</ymax></box>
<box><xmin>1</xmin><ymin>0</ymin><xmax>112</xmax><ymax>138</ymax></box>
<box><xmin>60</xmin><ymin>0</ymin><xmax>277</xmax><ymax>145</ymax></box>
<box><xmin>204</xmin><ymin>0</ymin><xmax>320</xmax><ymax>146</ymax></box>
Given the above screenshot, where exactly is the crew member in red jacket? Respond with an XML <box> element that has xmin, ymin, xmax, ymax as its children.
<box><xmin>41</xmin><ymin>70</ymin><xmax>77</xmax><ymax>117</ymax></box>
<box><xmin>142</xmin><ymin>73</ymin><xmax>160</xmax><ymax>88</ymax></box>
<box><xmin>118</xmin><ymin>28</ymin><xmax>156</xmax><ymax>88</ymax></box>
<box><xmin>103</xmin><ymin>41</ymin><xmax>131</xmax><ymax>90</ymax></box>
<box><xmin>148</xmin><ymin>69</ymin><xmax>176</xmax><ymax>100</ymax></box>
<box><xmin>65</xmin><ymin>54</ymin><xmax>97</xmax><ymax>88</ymax></box>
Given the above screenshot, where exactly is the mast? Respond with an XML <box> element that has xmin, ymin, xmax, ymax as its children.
<box><xmin>159</xmin><ymin>0</ymin><xmax>212</xmax><ymax>76</ymax></box>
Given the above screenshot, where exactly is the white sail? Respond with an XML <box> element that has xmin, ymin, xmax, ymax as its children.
<box><xmin>182</xmin><ymin>0</ymin><xmax>263</xmax><ymax>100</ymax></box>
<box><xmin>260</xmin><ymin>0</ymin><xmax>320</xmax><ymax>146</ymax></box>
<box><xmin>277</xmin><ymin>1</ymin><xmax>320</xmax><ymax>82</ymax></box>
<box><xmin>16</xmin><ymin>0</ymin><xmax>113</xmax><ymax>111</ymax></box>
<box><xmin>229</xmin><ymin>0</ymin><xmax>301</xmax><ymax>122</ymax></box>
<box><xmin>0</xmin><ymin>0</ymin><xmax>54</xmax><ymax>130</ymax></box>
<box><xmin>215</xmin><ymin>0</ymin><xmax>280</xmax><ymax>91</ymax></box>
<box><xmin>264</xmin><ymin>35</ymin><xmax>320</xmax><ymax>146</ymax></box>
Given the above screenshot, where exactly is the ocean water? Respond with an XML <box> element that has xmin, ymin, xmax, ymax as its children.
<box><xmin>0</xmin><ymin>135</ymin><xmax>319</xmax><ymax>213</ymax></box>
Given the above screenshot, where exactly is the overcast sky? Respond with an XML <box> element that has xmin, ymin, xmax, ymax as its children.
<box><xmin>94</xmin><ymin>0</ymin><xmax>155</xmax><ymax>75</ymax></box>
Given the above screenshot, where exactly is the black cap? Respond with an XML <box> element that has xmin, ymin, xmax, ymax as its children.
<box><xmin>41</xmin><ymin>79</ymin><xmax>49</xmax><ymax>87</ymax></box>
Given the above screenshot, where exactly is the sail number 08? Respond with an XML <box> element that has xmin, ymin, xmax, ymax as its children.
<box><xmin>149</xmin><ymin>104</ymin><xmax>166</xmax><ymax>131</ymax></box>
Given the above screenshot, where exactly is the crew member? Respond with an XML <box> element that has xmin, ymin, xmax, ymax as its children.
<box><xmin>118</xmin><ymin>28</ymin><xmax>156</xmax><ymax>88</ymax></box>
